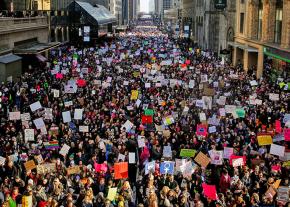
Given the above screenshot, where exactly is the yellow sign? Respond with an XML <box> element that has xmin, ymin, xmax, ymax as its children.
<box><xmin>107</xmin><ymin>187</ymin><xmax>118</xmax><ymax>201</ymax></box>
<box><xmin>257</xmin><ymin>135</ymin><xmax>272</xmax><ymax>146</ymax></box>
<box><xmin>130</xmin><ymin>90</ymin><xmax>138</xmax><ymax>100</ymax></box>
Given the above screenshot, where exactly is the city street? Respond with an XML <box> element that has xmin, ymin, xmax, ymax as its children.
<box><xmin>0</xmin><ymin>0</ymin><xmax>290</xmax><ymax>207</ymax></box>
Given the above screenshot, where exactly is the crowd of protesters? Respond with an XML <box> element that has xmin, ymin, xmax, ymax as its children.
<box><xmin>0</xmin><ymin>19</ymin><xmax>289</xmax><ymax>207</ymax></box>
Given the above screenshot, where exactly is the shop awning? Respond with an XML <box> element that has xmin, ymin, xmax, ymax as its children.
<box><xmin>68</xmin><ymin>1</ymin><xmax>117</xmax><ymax>26</ymax></box>
<box><xmin>36</xmin><ymin>54</ymin><xmax>47</xmax><ymax>62</ymax></box>
<box><xmin>13</xmin><ymin>42</ymin><xmax>60</xmax><ymax>55</ymax></box>
<box><xmin>0</xmin><ymin>53</ymin><xmax>22</xmax><ymax>64</ymax></box>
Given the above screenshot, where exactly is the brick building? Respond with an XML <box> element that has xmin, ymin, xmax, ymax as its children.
<box><xmin>232</xmin><ymin>0</ymin><xmax>290</xmax><ymax>78</ymax></box>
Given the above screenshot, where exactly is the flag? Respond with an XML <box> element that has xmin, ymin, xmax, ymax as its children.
<box><xmin>144</xmin><ymin>109</ymin><xmax>154</xmax><ymax>116</ymax></box>
<box><xmin>114</xmin><ymin>162</ymin><xmax>128</xmax><ymax>179</ymax></box>
<box><xmin>43</xmin><ymin>140</ymin><xmax>59</xmax><ymax>150</ymax></box>
<box><xmin>160</xmin><ymin>161</ymin><xmax>174</xmax><ymax>174</ymax></box>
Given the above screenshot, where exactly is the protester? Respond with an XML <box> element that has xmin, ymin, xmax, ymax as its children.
<box><xmin>0</xmin><ymin>19</ymin><xmax>289</xmax><ymax>207</ymax></box>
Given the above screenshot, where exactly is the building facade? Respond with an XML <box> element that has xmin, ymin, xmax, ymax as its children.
<box><xmin>193</xmin><ymin>0</ymin><xmax>236</xmax><ymax>54</ymax></box>
<box><xmin>232</xmin><ymin>0</ymin><xmax>290</xmax><ymax>78</ymax></box>
<box><xmin>109</xmin><ymin>0</ymin><xmax>123</xmax><ymax>25</ymax></box>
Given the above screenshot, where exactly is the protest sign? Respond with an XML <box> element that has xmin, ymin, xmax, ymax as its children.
<box><xmin>33</xmin><ymin>118</ymin><xmax>45</xmax><ymax>129</ymax></box>
<box><xmin>180</xmin><ymin>149</ymin><xmax>196</xmax><ymax>157</ymax></box>
<box><xmin>163</xmin><ymin>146</ymin><xmax>172</xmax><ymax>158</ymax></box>
<box><xmin>160</xmin><ymin>161</ymin><xmax>174</xmax><ymax>174</ymax></box>
<box><xmin>257</xmin><ymin>135</ymin><xmax>273</xmax><ymax>145</ymax></box>
<box><xmin>24</xmin><ymin>160</ymin><xmax>36</xmax><ymax>171</ymax></box>
<box><xmin>53</xmin><ymin>89</ymin><xmax>59</xmax><ymax>98</ymax></box>
<box><xmin>202</xmin><ymin>183</ymin><xmax>217</xmax><ymax>200</ymax></box>
<box><xmin>270</xmin><ymin>144</ymin><xmax>285</xmax><ymax>157</ymax></box>
<box><xmin>277</xmin><ymin>186</ymin><xmax>289</xmax><ymax>202</ymax></box>
<box><xmin>24</xmin><ymin>129</ymin><xmax>34</xmax><ymax>142</ymax></box>
<box><xmin>59</xmin><ymin>144</ymin><xmax>70</xmax><ymax>156</ymax></box>
<box><xmin>107</xmin><ymin>187</ymin><xmax>118</xmax><ymax>201</ymax></box>
<box><xmin>223</xmin><ymin>147</ymin><xmax>234</xmax><ymax>159</ymax></box>
<box><xmin>209</xmin><ymin>150</ymin><xmax>223</xmax><ymax>165</ymax></box>
<box><xmin>284</xmin><ymin>128</ymin><xmax>290</xmax><ymax>141</ymax></box>
<box><xmin>114</xmin><ymin>162</ymin><xmax>128</xmax><ymax>179</ymax></box>
<box><xmin>30</xmin><ymin>101</ymin><xmax>42</xmax><ymax>112</ymax></box>
<box><xmin>67</xmin><ymin>166</ymin><xmax>81</xmax><ymax>175</ymax></box>
<box><xmin>269</xmin><ymin>93</ymin><xmax>279</xmax><ymax>101</ymax></box>
<box><xmin>131</xmin><ymin>90</ymin><xmax>138</xmax><ymax>100</ymax></box>
<box><xmin>62</xmin><ymin>111</ymin><xmax>71</xmax><ymax>123</ymax></box>
<box><xmin>74</xmin><ymin>109</ymin><xmax>83</xmax><ymax>120</ymax></box>
<box><xmin>9</xmin><ymin>111</ymin><xmax>21</xmax><ymax>120</ymax></box>
<box><xmin>145</xmin><ymin>161</ymin><xmax>155</xmax><ymax>175</ymax></box>
<box><xmin>21</xmin><ymin>113</ymin><xmax>31</xmax><ymax>121</ymax></box>
<box><xmin>194</xmin><ymin>152</ymin><xmax>210</xmax><ymax>168</ymax></box>
<box><xmin>79</xmin><ymin>126</ymin><xmax>89</xmax><ymax>132</ymax></box>
<box><xmin>129</xmin><ymin>152</ymin><xmax>136</xmax><ymax>163</ymax></box>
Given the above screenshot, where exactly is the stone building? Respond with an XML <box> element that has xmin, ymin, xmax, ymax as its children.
<box><xmin>232</xmin><ymin>0</ymin><xmax>290</xmax><ymax>78</ymax></box>
<box><xmin>182</xmin><ymin>0</ymin><xmax>236</xmax><ymax>54</ymax></box>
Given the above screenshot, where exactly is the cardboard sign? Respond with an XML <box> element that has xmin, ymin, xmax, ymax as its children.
<box><xmin>37</xmin><ymin>163</ymin><xmax>56</xmax><ymax>174</ymax></box>
<box><xmin>265</xmin><ymin>186</ymin><xmax>276</xmax><ymax>199</ymax></box>
<box><xmin>180</xmin><ymin>149</ymin><xmax>196</xmax><ymax>157</ymax></box>
<box><xmin>24</xmin><ymin>129</ymin><xmax>34</xmax><ymax>142</ymax></box>
<box><xmin>24</xmin><ymin>160</ymin><xmax>36</xmax><ymax>171</ymax></box>
<box><xmin>67</xmin><ymin>166</ymin><xmax>81</xmax><ymax>175</ymax></box>
<box><xmin>194</xmin><ymin>152</ymin><xmax>210</xmax><ymax>168</ymax></box>
<box><xmin>203</xmin><ymin>87</ymin><xmax>215</xmax><ymax>96</ymax></box>
<box><xmin>257</xmin><ymin>135</ymin><xmax>273</xmax><ymax>146</ymax></box>
<box><xmin>9</xmin><ymin>111</ymin><xmax>21</xmax><ymax>120</ymax></box>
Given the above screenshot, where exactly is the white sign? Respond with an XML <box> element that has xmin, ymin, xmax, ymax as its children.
<box><xmin>74</xmin><ymin>109</ymin><xmax>83</xmax><ymax>120</ymax></box>
<box><xmin>33</xmin><ymin>118</ymin><xmax>45</xmax><ymax>129</ymax></box>
<box><xmin>79</xmin><ymin>126</ymin><xmax>89</xmax><ymax>132</ymax></box>
<box><xmin>24</xmin><ymin>129</ymin><xmax>34</xmax><ymax>142</ymax></box>
<box><xmin>129</xmin><ymin>152</ymin><xmax>136</xmax><ymax>164</ymax></box>
<box><xmin>59</xmin><ymin>144</ymin><xmax>70</xmax><ymax>156</ymax></box>
<box><xmin>9</xmin><ymin>111</ymin><xmax>21</xmax><ymax>120</ymax></box>
<box><xmin>53</xmin><ymin>89</ymin><xmax>60</xmax><ymax>98</ymax></box>
<box><xmin>30</xmin><ymin>101</ymin><xmax>42</xmax><ymax>112</ymax></box>
<box><xmin>269</xmin><ymin>93</ymin><xmax>279</xmax><ymax>101</ymax></box>
<box><xmin>21</xmin><ymin>113</ymin><xmax>31</xmax><ymax>121</ymax></box>
<box><xmin>62</xmin><ymin>111</ymin><xmax>71</xmax><ymax>123</ymax></box>
<box><xmin>270</xmin><ymin>144</ymin><xmax>285</xmax><ymax>157</ymax></box>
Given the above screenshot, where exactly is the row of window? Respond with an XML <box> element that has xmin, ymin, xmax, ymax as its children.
<box><xmin>239</xmin><ymin>0</ymin><xmax>283</xmax><ymax>44</ymax></box>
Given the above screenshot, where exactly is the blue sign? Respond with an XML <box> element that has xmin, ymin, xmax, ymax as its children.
<box><xmin>160</xmin><ymin>161</ymin><xmax>174</xmax><ymax>174</ymax></box>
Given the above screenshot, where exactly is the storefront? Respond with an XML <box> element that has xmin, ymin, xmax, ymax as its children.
<box><xmin>263</xmin><ymin>46</ymin><xmax>290</xmax><ymax>73</ymax></box>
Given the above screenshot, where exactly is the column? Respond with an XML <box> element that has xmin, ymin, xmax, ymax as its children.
<box><xmin>67</xmin><ymin>27</ymin><xmax>70</xmax><ymax>42</ymax></box>
<box><xmin>243</xmin><ymin>50</ymin><xmax>249</xmax><ymax>72</ymax></box>
<box><xmin>54</xmin><ymin>28</ymin><xmax>58</xmax><ymax>42</ymax></box>
<box><xmin>62</xmin><ymin>27</ymin><xmax>65</xmax><ymax>43</ymax></box>
<box><xmin>233</xmin><ymin>47</ymin><xmax>238</xmax><ymax>66</ymax></box>
<box><xmin>256</xmin><ymin>48</ymin><xmax>264</xmax><ymax>78</ymax></box>
<box><xmin>281</xmin><ymin>0</ymin><xmax>290</xmax><ymax>48</ymax></box>
<box><xmin>247</xmin><ymin>0</ymin><xmax>259</xmax><ymax>39</ymax></box>
<box><xmin>261</xmin><ymin>0</ymin><xmax>276</xmax><ymax>42</ymax></box>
